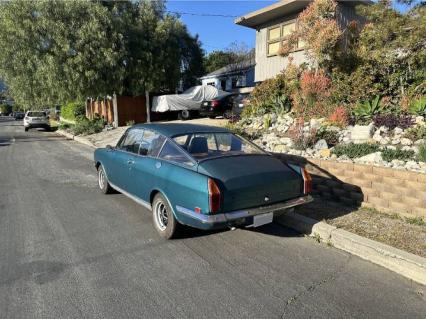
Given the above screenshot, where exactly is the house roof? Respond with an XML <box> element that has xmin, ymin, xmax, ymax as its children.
<box><xmin>134</xmin><ymin>123</ymin><xmax>230</xmax><ymax>137</ymax></box>
<box><xmin>200</xmin><ymin>58</ymin><xmax>255</xmax><ymax>80</ymax></box>
<box><xmin>235</xmin><ymin>0</ymin><xmax>372</xmax><ymax>29</ymax></box>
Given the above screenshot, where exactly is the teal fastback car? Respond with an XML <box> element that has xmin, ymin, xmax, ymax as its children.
<box><xmin>94</xmin><ymin>123</ymin><xmax>313</xmax><ymax>239</ymax></box>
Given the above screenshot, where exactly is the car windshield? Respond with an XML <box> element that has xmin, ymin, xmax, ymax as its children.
<box><xmin>27</xmin><ymin>112</ymin><xmax>46</xmax><ymax>117</ymax></box>
<box><xmin>172</xmin><ymin>132</ymin><xmax>265</xmax><ymax>160</ymax></box>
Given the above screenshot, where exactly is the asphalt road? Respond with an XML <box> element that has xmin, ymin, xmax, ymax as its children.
<box><xmin>0</xmin><ymin>117</ymin><xmax>425</xmax><ymax>319</ymax></box>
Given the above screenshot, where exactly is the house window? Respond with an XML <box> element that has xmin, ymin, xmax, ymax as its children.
<box><xmin>220</xmin><ymin>79</ymin><xmax>226</xmax><ymax>90</ymax></box>
<box><xmin>267</xmin><ymin>20</ymin><xmax>304</xmax><ymax>57</ymax></box>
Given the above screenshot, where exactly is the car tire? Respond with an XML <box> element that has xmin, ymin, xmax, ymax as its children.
<box><xmin>45</xmin><ymin>126</ymin><xmax>51</xmax><ymax>132</ymax></box>
<box><xmin>152</xmin><ymin>193</ymin><xmax>179</xmax><ymax>239</ymax></box>
<box><xmin>178</xmin><ymin>110</ymin><xmax>190</xmax><ymax>121</ymax></box>
<box><xmin>223</xmin><ymin>110</ymin><xmax>232</xmax><ymax>119</ymax></box>
<box><xmin>24</xmin><ymin>127</ymin><xmax>29</xmax><ymax>132</ymax></box>
<box><xmin>98</xmin><ymin>165</ymin><xmax>113</xmax><ymax>194</ymax></box>
<box><xmin>208</xmin><ymin>115</ymin><xmax>216</xmax><ymax>119</ymax></box>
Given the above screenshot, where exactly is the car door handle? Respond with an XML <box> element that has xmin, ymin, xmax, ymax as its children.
<box><xmin>127</xmin><ymin>159</ymin><xmax>134</xmax><ymax>165</ymax></box>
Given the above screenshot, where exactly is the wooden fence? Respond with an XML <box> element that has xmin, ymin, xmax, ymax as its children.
<box><xmin>86</xmin><ymin>95</ymin><xmax>148</xmax><ymax>127</ymax></box>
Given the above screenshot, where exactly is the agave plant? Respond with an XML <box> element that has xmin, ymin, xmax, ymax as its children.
<box><xmin>408</xmin><ymin>96</ymin><xmax>426</xmax><ymax>116</ymax></box>
<box><xmin>273</xmin><ymin>94</ymin><xmax>292</xmax><ymax>115</ymax></box>
<box><xmin>353</xmin><ymin>95</ymin><xmax>383</xmax><ymax>120</ymax></box>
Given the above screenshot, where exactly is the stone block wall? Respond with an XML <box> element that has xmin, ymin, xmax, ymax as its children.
<box><xmin>275</xmin><ymin>154</ymin><xmax>426</xmax><ymax>218</ymax></box>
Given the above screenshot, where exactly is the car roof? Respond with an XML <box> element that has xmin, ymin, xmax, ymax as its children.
<box><xmin>133</xmin><ymin>123</ymin><xmax>230</xmax><ymax>137</ymax></box>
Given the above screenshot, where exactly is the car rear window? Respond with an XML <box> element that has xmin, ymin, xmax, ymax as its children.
<box><xmin>27</xmin><ymin>112</ymin><xmax>46</xmax><ymax>117</ymax></box>
<box><xmin>172</xmin><ymin>133</ymin><xmax>265</xmax><ymax>160</ymax></box>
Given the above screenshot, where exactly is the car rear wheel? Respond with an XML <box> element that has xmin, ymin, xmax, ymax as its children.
<box><xmin>98</xmin><ymin>165</ymin><xmax>113</xmax><ymax>194</ymax></box>
<box><xmin>24</xmin><ymin>127</ymin><xmax>29</xmax><ymax>132</ymax></box>
<box><xmin>152</xmin><ymin>193</ymin><xmax>179</xmax><ymax>239</ymax></box>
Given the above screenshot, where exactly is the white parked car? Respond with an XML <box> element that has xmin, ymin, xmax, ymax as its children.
<box><xmin>24</xmin><ymin>111</ymin><xmax>51</xmax><ymax>132</ymax></box>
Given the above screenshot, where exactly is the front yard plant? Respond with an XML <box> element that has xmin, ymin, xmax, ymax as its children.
<box><xmin>418</xmin><ymin>143</ymin><xmax>426</xmax><ymax>163</ymax></box>
<box><xmin>381</xmin><ymin>148</ymin><xmax>415</xmax><ymax>162</ymax></box>
<box><xmin>332</xmin><ymin>143</ymin><xmax>380</xmax><ymax>159</ymax></box>
<box><xmin>72</xmin><ymin>116</ymin><xmax>105</xmax><ymax>136</ymax></box>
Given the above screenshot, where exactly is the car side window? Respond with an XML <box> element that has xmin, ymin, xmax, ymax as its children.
<box><xmin>139</xmin><ymin>130</ymin><xmax>166</xmax><ymax>157</ymax></box>
<box><xmin>117</xmin><ymin>128</ymin><xmax>144</xmax><ymax>154</ymax></box>
<box><xmin>159</xmin><ymin>141</ymin><xmax>194</xmax><ymax>166</ymax></box>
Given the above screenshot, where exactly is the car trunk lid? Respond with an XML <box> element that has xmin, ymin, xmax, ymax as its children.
<box><xmin>197</xmin><ymin>155</ymin><xmax>303</xmax><ymax>212</ymax></box>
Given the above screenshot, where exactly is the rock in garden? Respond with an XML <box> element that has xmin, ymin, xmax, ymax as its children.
<box><xmin>314</xmin><ymin>139</ymin><xmax>328</xmax><ymax>150</ymax></box>
<box><xmin>394</xmin><ymin>127</ymin><xmax>403</xmax><ymax>135</ymax></box>
<box><xmin>391</xmin><ymin>159</ymin><xmax>405</xmax><ymax>168</ymax></box>
<box><xmin>415</xmin><ymin>116</ymin><xmax>424</xmax><ymax>124</ymax></box>
<box><xmin>391</xmin><ymin>138</ymin><xmax>400</xmax><ymax>145</ymax></box>
<box><xmin>351</xmin><ymin>124</ymin><xmax>374</xmax><ymax>143</ymax></box>
<box><xmin>405</xmin><ymin>160</ymin><xmax>421</xmax><ymax>170</ymax></box>
<box><xmin>319</xmin><ymin>149</ymin><xmax>331</xmax><ymax>158</ymax></box>
<box><xmin>400</xmin><ymin>138</ymin><xmax>413</xmax><ymax>146</ymax></box>
<box><xmin>273</xmin><ymin>144</ymin><xmax>287</xmax><ymax>153</ymax></box>
<box><xmin>357</xmin><ymin>152</ymin><xmax>383</xmax><ymax>163</ymax></box>
<box><xmin>414</xmin><ymin>139</ymin><xmax>425</xmax><ymax>145</ymax></box>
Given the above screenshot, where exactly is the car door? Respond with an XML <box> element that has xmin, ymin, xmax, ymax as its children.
<box><xmin>127</xmin><ymin>130</ymin><xmax>166</xmax><ymax>202</ymax></box>
<box><xmin>111</xmin><ymin>128</ymin><xmax>144</xmax><ymax>190</ymax></box>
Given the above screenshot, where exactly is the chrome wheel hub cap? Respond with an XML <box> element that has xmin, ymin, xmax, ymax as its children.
<box><xmin>98</xmin><ymin>168</ymin><xmax>105</xmax><ymax>189</ymax></box>
<box><xmin>155</xmin><ymin>201</ymin><xmax>168</xmax><ymax>231</ymax></box>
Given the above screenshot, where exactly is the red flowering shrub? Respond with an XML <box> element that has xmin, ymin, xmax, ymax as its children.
<box><xmin>328</xmin><ymin>106</ymin><xmax>349</xmax><ymax>127</ymax></box>
<box><xmin>292</xmin><ymin>69</ymin><xmax>334</xmax><ymax>118</ymax></box>
<box><xmin>297</xmin><ymin>0</ymin><xmax>342</xmax><ymax>65</ymax></box>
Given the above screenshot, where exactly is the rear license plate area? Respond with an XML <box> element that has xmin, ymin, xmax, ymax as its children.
<box><xmin>252</xmin><ymin>212</ymin><xmax>273</xmax><ymax>227</ymax></box>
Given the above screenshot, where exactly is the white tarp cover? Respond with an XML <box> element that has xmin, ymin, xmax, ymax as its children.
<box><xmin>151</xmin><ymin>85</ymin><xmax>231</xmax><ymax>112</ymax></box>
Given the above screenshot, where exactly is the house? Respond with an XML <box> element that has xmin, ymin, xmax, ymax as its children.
<box><xmin>199</xmin><ymin>58</ymin><xmax>255</xmax><ymax>93</ymax></box>
<box><xmin>235</xmin><ymin>0</ymin><xmax>370</xmax><ymax>82</ymax></box>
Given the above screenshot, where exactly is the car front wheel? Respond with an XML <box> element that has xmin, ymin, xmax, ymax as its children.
<box><xmin>152</xmin><ymin>193</ymin><xmax>179</xmax><ymax>239</ymax></box>
<box><xmin>98</xmin><ymin>165</ymin><xmax>113</xmax><ymax>194</ymax></box>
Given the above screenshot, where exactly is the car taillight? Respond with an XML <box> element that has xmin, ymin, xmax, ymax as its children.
<box><xmin>211</xmin><ymin>100</ymin><xmax>219</xmax><ymax>108</ymax></box>
<box><xmin>208</xmin><ymin>178</ymin><xmax>221</xmax><ymax>214</ymax></box>
<box><xmin>301</xmin><ymin>168</ymin><xmax>312</xmax><ymax>194</ymax></box>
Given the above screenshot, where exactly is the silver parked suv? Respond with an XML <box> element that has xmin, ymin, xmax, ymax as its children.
<box><xmin>24</xmin><ymin>111</ymin><xmax>51</xmax><ymax>132</ymax></box>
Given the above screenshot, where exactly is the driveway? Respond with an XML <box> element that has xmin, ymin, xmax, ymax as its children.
<box><xmin>0</xmin><ymin>118</ymin><xmax>425</xmax><ymax>319</ymax></box>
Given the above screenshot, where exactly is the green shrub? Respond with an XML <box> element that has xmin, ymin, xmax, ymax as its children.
<box><xmin>125</xmin><ymin>120</ymin><xmax>135</xmax><ymax>126</ymax></box>
<box><xmin>61</xmin><ymin>101</ymin><xmax>85</xmax><ymax>121</ymax></box>
<box><xmin>72</xmin><ymin>116</ymin><xmax>104</xmax><ymax>135</ymax></box>
<box><xmin>381</xmin><ymin>148</ymin><xmax>415</xmax><ymax>162</ymax></box>
<box><xmin>353</xmin><ymin>95</ymin><xmax>383</xmax><ymax>120</ymax></box>
<box><xmin>332</xmin><ymin>143</ymin><xmax>380</xmax><ymax>159</ymax></box>
<box><xmin>403</xmin><ymin>124</ymin><xmax>426</xmax><ymax>141</ymax></box>
<box><xmin>225</xmin><ymin>122</ymin><xmax>259</xmax><ymax>140</ymax></box>
<box><xmin>408</xmin><ymin>96</ymin><xmax>426</xmax><ymax>117</ymax></box>
<box><xmin>316</xmin><ymin>127</ymin><xmax>339</xmax><ymax>147</ymax></box>
<box><xmin>58</xmin><ymin>122</ymin><xmax>72</xmax><ymax>130</ymax></box>
<box><xmin>418</xmin><ymin>142</ymin><xmax>426</xmax><ymax>163</ymax></box>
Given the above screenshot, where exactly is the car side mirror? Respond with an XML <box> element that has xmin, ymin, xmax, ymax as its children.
<box><xmin>106</xmin><ymin>144</ymin><xmax>114</xmax><ymax>150</ymax></box>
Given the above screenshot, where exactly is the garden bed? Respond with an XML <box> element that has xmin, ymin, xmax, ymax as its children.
<box><xmin>231</xmin><ymin>113</ymin><xmax>426</xmax><ymax>173</ymax></box>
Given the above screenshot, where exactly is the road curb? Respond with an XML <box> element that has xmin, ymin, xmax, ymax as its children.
<box><xmin>276</xmin><ymin>212</ymin><xmax>426</xmax><ymax>286</ymax></box>
<box><xmin>56</xmin><ymin>129</ymin><xmax>96</xmax><ymax>149</ymax></box>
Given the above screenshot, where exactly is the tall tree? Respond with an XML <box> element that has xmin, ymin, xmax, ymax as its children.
<box><xmin>203</xmin><ymin>42</ymin><xmax>254</xmax><ymax>74</ymax></box>
<box><xmin>0</xmin><ymin>0</ymin><xmax>204</xmax><ymax>108</ymax></box>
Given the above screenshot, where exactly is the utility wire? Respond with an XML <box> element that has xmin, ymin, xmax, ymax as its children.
<box><xmin>166</xmin><ymin>10</ymin><xmax>239</xmax><ymax>18</ymax></box>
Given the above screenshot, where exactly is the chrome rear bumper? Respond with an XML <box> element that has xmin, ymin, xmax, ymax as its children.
<box><xmin>175</xmin><ymin>195</ymin><xmax>313</xmax><ymax>225</ymax></box>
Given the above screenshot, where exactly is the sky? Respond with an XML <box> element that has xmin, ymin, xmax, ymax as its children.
<box><xmin>166</xmin><ymin>0</ymin><xmax>415</xmax><ymax>54</ymax></box>
<box><xmin>166</xmin><ymin>0</ymin><xmax>275</xmax><ymax>53</ymax></box>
